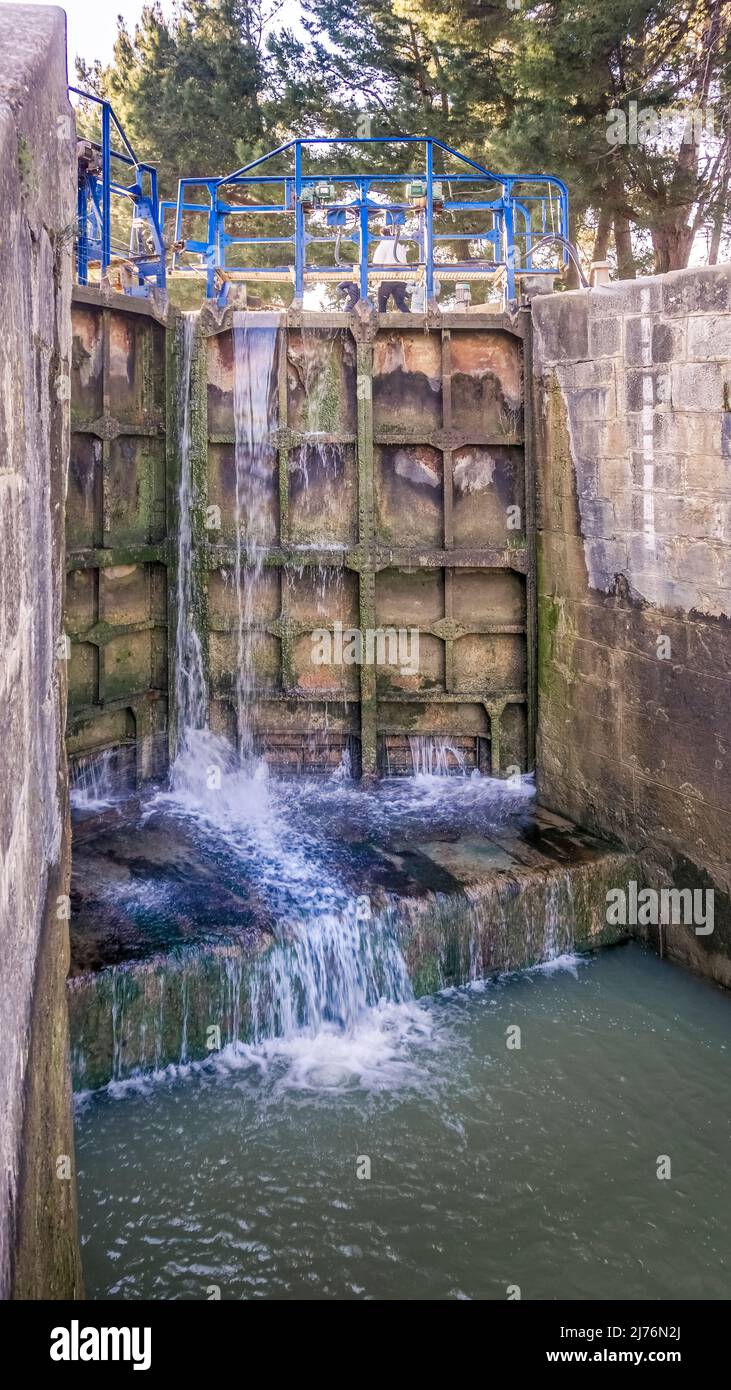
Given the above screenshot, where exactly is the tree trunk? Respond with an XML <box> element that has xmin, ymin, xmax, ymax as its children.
<box><xmin>566</xmin><ymin>209</ymin><xmax>581</xmax><ymax>288</ymax></box>
<box><xmin>614</xmin><ymin>216</ymin><xmax>636</xmax><ymax>279</ymax></box>
<box><xmin>651</xmin><ymin>220</ymin><xmax>695</xmax><ymax>275</ymax></box>
<box><xmin>592</xmin><ymin>204</ymin><xmax>612</xmax><ymax>262</ymax></box>
<box><xmin>709</xmin><ymin>143</ymin><xmax>731</xmax><ymax>265</ymax></box>
<box><xmin>709</xmin><ymin>208</ymin><xmax>726</xmax><ymax>265</ymax></box>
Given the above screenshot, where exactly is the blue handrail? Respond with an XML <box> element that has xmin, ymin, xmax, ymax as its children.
<box><xmin>166</xmin><ymin>134</ymin><xmax>569</xmax><ymax>305</ymax></box>
<box><xmin>69</xmin><ymin>88</ymin><xmax>166</xmax><ymax>296</ymax></box>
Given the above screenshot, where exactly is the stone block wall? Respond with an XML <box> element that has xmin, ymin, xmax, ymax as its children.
<box><xmin>0</xmin><ymin>5</ymin><xmax>82</xmax><ymax>1296</ymax></box>
<box><xmin>532</xmin><ymin>268</ymin><xmax>731</xmax><ymax>984</ymax></box>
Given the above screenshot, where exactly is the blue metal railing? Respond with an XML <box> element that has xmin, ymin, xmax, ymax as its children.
<box><xmin>70</xmin><ymin>88</ymin><xmax>166</xmax><ymax>296</ymax></box>
<box><xmin>164</xmin><ymin>135</ymin><xmax>569</xmax><ymax>305</ymax></box>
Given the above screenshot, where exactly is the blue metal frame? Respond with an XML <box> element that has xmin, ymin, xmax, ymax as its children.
<box><xmin>70</xmin><ymin>87</ymin><xmax>166</xmax><ymax>296</ymax></box>
<box><xmin>165</xmin><ymin>135</ymin><xmax>569</xmax><ymax>305</ymax></box>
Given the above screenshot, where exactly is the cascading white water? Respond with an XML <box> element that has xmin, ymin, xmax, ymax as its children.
<box><xmin>249</xmin><ymin>905</ymin><xmax>412</xmax><ymax>1043</ymax></box>
<box><xmin>232</xmin><ymin>312</ymin><xmax>279</xmax><ymax>758</ymax></box>
<box><xmin>162</xmin><ymin>747</ymin><xmax>415</xmax><ymax>1054</ymax></box>
<box><xmin>162</xmin><ymin>315</ymin><xmax>505</xmax><ymax>1070</ymax></box>
<box><xmin>165</xmin><ymin>312</ymin><xmax>413</xmax><ymax>1056</ymax></box>
<box><xmin>406</xmin><ymin>735</ymin><xmax>467</xmax><ymax>777</ymax></box>
<box><xmin>173</xmin><ymin>312</ymin><xmax>207</xmax><ymax>761</ymax></box>
<box><xmin>70</xmin><ymin>749</ymin><xmax>118</xmax><ymax>809</ymax></box>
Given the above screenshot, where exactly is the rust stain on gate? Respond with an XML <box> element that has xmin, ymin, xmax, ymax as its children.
<box><xmin>65</xmin><ymin>292</ymin><xmax>534</xmax><ymax>783</ymax></box>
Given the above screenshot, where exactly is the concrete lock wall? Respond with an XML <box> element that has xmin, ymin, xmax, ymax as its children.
<box><xmin>67</xmin><ymin>302</ymin><xmax>534</xmax><ymax>781</ymax></box>
<box><xmin>532</xmin><ymin>268</ymin><xmax>731</xmax><ymax>985</ymax></box>
<box><xmin>0</xmin><ymin>6</ymin><xmax>82</xmax><ymax>1298</ymax></box>
<box><xmin>3</xmin><ymin>1</ymin><xmax>731</xmax><ymax>1310</ymax></box>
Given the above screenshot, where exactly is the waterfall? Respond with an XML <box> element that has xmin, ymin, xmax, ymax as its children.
<box><xmin>173</xmin><ymin>312</ymin><xmax>207</xmax><ymax>753</ymax></box>
<box><xmin>406</xmin><ymin>736</ymin><xmax>467</xmax><ymax>777</ymax></box>
<box><xmin>70</xmin><ymin>748</ymin><xmax>120</xmax><ymax>809</ymax></box>
<box><xmin>93</xmin><ymin>315</ymin><xmax>491</xmax><ymax>1090</ymax></box>
<box><xmin>232</xmin><ymin>312</ymin><xmax>279</xmax><ymax>758</ymax></box>
<box><xmin>167</xmin><ymin>748</ymin><xmax>414</xmax><ymax>1046</ymax></box>
<box><xmin>249</xmin><ymin>905</ymin><xmax>412</xmax><ymax>1042</ymax></box>
<box><xmin>68</xmin><ymin>841</ymin><xmax>630</xmax><ymax>1092</ymax></box>
<box><xmin>168</xmin><ymin>312</ymin><xmax>405</xmax><ymax>1058</ymax></box>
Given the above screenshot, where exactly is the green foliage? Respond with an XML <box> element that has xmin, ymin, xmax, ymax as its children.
<box><xmin>78</xmin><ymin>0</ymin><xmax>731</xmax><ymax>276</ymax></box>
<box><xmin>288</xmin><ymin>0</ymin><xmax>731</xmax><ymax>273</ymax></box>
<box><xmin>78</xmin><ymin>2</ymin><xmax>266</xmax><ymax>189</ymax></box>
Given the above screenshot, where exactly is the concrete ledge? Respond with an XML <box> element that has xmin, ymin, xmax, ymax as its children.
<box><xmin>73</xmin><ymin>283</ymin><xmax>169</xmax><ymax>326</ymax></box>
<box><xmin>68</xmin><ymin>840</ymin><xmax>643</xmax><ymax>1092</ymax></box>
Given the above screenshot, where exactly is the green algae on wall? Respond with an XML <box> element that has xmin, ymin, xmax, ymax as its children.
<box><xmin>68</xmin><ymin>849</ymin><xmax>641</xmax><ymax>1092</ymax></box>
<box><xmin>396</xmin><ymin>852</ymin><xmax>641</xmax><ymax>995</ymax></box>
<box><xmin>69</xmin><ymin>944</ymin><xmax>263</xmax><ymax>1093</ymax></box>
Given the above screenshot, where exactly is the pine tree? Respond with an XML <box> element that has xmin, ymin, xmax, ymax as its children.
<box><xmin>77</xmin><ymin>0</ymin><xmax>731</xmax><ymax>276</ymax></box>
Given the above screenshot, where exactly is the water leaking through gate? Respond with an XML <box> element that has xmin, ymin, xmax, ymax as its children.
<box><xmin>231</xmin><ymin>312</ymin><xmax>280</xmax><ymax>759</ymax></box>
<box><xmin>66</xmin><ymin>291</ymin><xmax>533</xmax><ymax>787</ymax></box>
<box><xmin>64</xmin><ymin>291</ymin><xmax>564</xmax><ymax>1084</ymax></box>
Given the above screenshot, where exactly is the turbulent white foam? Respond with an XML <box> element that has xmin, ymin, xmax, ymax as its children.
<box><xmin>79</xmin><ymin>998</ymin><xmax>438</xmax><ymax>1103</ymax></box>
<box><xmin>527</xmin><ymin>951</ymin><xmax>585</xmax><ymax>977</ymax></box>
<box><xmin>404</xmin><ymin>768</ymin><xmax>534</xmax><ymax>805</ymax></box>
<box><xmin>214</xmin><ymin>998</ymin><xmax>436</xmax><ymax>1093</ymax></box>
<box><xmin>70</xmin><ymin>788</ymin><xmax>115</xmax><ymax>813</ymax></box>
<box><xmin>153</xmin><ymin>728</ymin><xmax>417</xmax><ymax>1054</ymax></box>
<box><xmin>491</xmin><ymin>951</ymin><xmax>587</xmax><ymax>985</ymax></box>
<box><xmin>75</xmin><ymin>952</ymin><xmax>591</xmax><ymax>1107</ymax></box>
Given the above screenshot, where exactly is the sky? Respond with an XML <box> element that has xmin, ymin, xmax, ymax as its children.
<box><xmin>10</xmin><ymin>1</ymin><xmax>177</xmax><ymax>70</ymax></box>
<box><xmin>11</xmin><ymin>1</ymin><xmax>304</xmax><ymax>71</ymax></box>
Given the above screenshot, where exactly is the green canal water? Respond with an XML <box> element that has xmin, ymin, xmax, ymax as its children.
<box><xmin>74</xmin><ymin>943</ymin><xmax>730</xmax><ymax>1301</ymax></box>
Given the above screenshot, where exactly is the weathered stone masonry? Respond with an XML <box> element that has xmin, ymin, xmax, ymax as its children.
<box><xmin>532</xmin><ymin>268</ymin><xmax>731</xmax><ymax>985</ymax></box>
<box><xmin>3</xmin><ymin>2</ymin><xmax>731</xmax><ymax>1304</ymax></box>
<box><xmin>0</xmin><ymin>5</ymin><xmax>82</xmax><ymax>1298</ymax></box>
